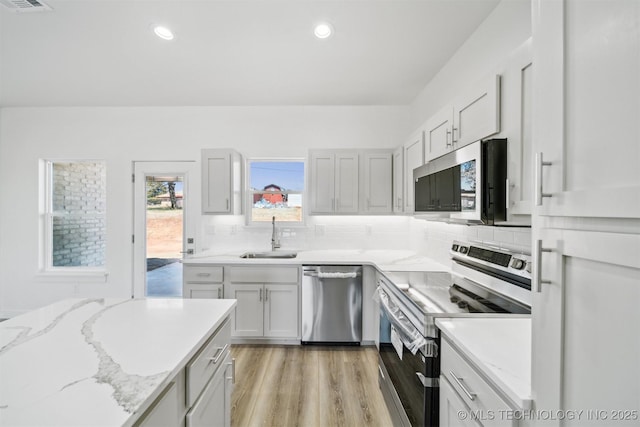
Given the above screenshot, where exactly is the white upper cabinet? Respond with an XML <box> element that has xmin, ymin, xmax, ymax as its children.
<box><xmin>392</xmin><ymin>147</ymin><xmax>404</xmax><ymax>213</ymax></box>
<box><xmin>362</xmin><ymin>151</ymin><xmax>393</xmax><ymax>213</ymax></box>
<box><xmin>502</xmin><ymin>38</ymin><xmax>534</xmax><ymax>221</ymax></box>
<box><xmin>309</xmin><ymin>150</ymin><xmax>359</xmax><ymax>214</ymax></box>
<box><xmin>424</xmin><ymin>105</ymin><xmax>455</xmax><ymax>161</ymax></box>
<box><xmin>424</xmin><ymin>75</ymin><xmax>501</xmax><ymax>163</ymax></box>
<box><xmin>452</xmin><ymin>74</ymin><xmax>501</xmax><ymax>148</ymax></box>
<box><xmin>201</xmin><ymin>149</ymin><xmax>243</xmax><ymax>214</ymax></box>
<box><xmin>533</xmin><ymin>0</ymin><xmax>640</xmax><ymax>218</ymax></box>
<box><xmin>403</xmin><ymin>129</ymin><xmax>425</xmax><ymax>213</ymax></box>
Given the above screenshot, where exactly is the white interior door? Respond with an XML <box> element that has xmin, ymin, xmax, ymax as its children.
<box><xmin>132</xmin><ymin>161</ymin><xmax>199</xmax><ymax>298</ymax></box>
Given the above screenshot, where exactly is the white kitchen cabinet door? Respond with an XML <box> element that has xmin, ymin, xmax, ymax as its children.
<box><xmin>424</xmin><ymin>105</ymin><xmax>454</xmax><ymax>162</ymax></box>
<box><xmin>403</xmin><ymin>129</ymin><xmax>424</xmax><ymax>213</ymax></box>
<box><xmin>452</xmin><ymin>74</ymin><xmax>501</xmax><ymax>149</ymax></box>
<box><xmin>309</xmin><ymin>151</ymin><xmax>358</xmax><ymax>214</ymax></box>
<box><xmin>201</xmin><ymin>149</ymin><xmax>243</xmax><ymax>214</ymax></box>
<box><xmin>439</xmin><ymin>377</ymin><xmax>482</xmax><ymax>427</ymax></box>
<box><xmin>228</xmin><ymin>284</ymin><xmax>263</xmax><ymax>337</ymax></box>
<box><xmin>392</xmin><ymin>147</ymin><xmax>404</xmax><ymax>213</ymax></box>
<box><xmin>334</xmin><ymin>152</ymin><xmax>359</xmax><ymax>213</ymax></box>
<box><xmin>532</xmin><ymin>229</ymin><xmax>640</xmax><ymax>427</ymax></box>
<box><xmin>532</xmin><ymin>0</ymin><xmax>640</xmax><ymax>218</ymax></box>
<box><xmin>362</xmin><ymin>151</ymin><xmax>392</xmax><ymax>213</ymax></box>
<box><xmin>186</xmin><ymin>353</ymin><xmax>232</xmax><ymax>427</ymax></box>
<box><xmin>502</xmin><ymin>38</ymin><xmax>533</xmax><ymax>220</ymax></box>
<box><xmin>263</xmin><ymin>284</ymin><xmax>299</xmax><ymax>338</ymax></box>
<box><xmin>309</xmin><ymin>151</ymin><xmax>335</xmax><ymax>213</ymax></box>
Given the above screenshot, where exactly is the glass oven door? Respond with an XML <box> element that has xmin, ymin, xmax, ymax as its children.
<box><xmin>378</xmin><ymin>289</ymin><xmax>428</xmax><ymax>426</ymax></box>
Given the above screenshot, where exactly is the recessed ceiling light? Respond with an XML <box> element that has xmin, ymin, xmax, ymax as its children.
<box><xmin>153</xmin><ymin>25</ymin><xmax>174</xmax><ymax>41</ymax></box>
<box><xmin>314</xmin><ymin>22</ymin><xmax>333</xmax><ymax>39</ymax></box>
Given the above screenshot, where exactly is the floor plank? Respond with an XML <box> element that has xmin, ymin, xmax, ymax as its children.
<box><xmin>230</xmin><ymin>345</ymin><xmax>393</xmax><ymax>427</ymax></box>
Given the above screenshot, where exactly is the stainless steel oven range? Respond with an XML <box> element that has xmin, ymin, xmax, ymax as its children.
<box><xmin>377</xmin><ymin>240</ymin><xmax>532</xmax><ymax>427</ymax></box>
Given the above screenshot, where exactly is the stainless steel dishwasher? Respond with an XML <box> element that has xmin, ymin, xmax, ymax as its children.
<box><xmin>301</xmin><ymin>265</ymin><xmax>363</xmax><ymax>344</ymax></box>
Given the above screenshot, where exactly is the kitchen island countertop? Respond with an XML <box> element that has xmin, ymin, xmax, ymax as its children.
<box><xmin>0</xmin><ymin>298</ymin><xmax>236</xmax><ymax>426</ymax></box>
<box><xmin>436</xmin><ymin>317</ymin><xmax>532</xmax><ymax>410</ymax></box>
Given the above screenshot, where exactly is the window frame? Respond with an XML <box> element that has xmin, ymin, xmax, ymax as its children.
<box><xmin>245</xmin><ymin>158</ymin><xmax>306</xmax><ymax>227</ymax></box>
<box><xmin>39</xmin><ymin>159</ymin><xmax>108</xmax><ymax>277</ymax></box>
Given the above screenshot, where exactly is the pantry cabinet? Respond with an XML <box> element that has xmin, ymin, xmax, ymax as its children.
<box><xmin>309</xmin><ymin>150</ymin><xmax>359</xmax><ymax>214</ymax></box>
<box><xmin>226</xmin><ymin>266</ymin><xmax>300</xmax><ymax>340</ymax></box>
<box><xmin>531</xmin><ymin>1</ymin><xmax>640</xmax><ymax>426</ymax></box>
<box><xmin>201</xmin><ymin>149</ymin><xmax>243</xmax><ymax>214</ymax></box>
<box><xmin>424</xmin><ymin>75</ymin><xmax>501</xmax><ymax>162</ymax></box>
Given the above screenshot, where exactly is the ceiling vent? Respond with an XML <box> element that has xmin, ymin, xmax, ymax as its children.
<box><xmin>0</xmin><ymin>0</ymin><xmax>52</xmax><ymax>12</ymax></box>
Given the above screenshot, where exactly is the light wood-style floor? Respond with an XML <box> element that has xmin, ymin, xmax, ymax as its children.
<box><xmin>230</xmin><ymin>345</ymin><xmax>394</xmax><ymax>427</ymax></box>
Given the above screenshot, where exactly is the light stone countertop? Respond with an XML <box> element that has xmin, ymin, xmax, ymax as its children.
<box><xmin>436</xmin><ymin>317</ymin><xmax>532</xmax><ymax>410</ymax></box>
<box><xmin>182</xmin><ymin>249</ymin><xmax>450</xmax><ymax>273</ymax></box>
<box><xmin>0</xmin><ymin>298</ymin><xmax>236</xmax><ymax>427</ymax></box>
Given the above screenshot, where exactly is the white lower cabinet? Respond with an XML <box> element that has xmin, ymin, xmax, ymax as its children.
<box><xmin>135</xmin><ymin>317</ymin><xmax>233</xmax><ymax>427</ymax></box>
<box><xmin>440</xmin><ymin>376</ymin><xmax>482</xmax><ymax>427</ymax></box>
<box><xmin>183</xmin><ymin>266</ymin><xmax>224</xmax><ymax>299</ymax></box>
<box><xmin>227</xmin><ymin>266</ymin><xmax>300</xmax><ymax>340</ymax></box>
<box><xmin>440</xmin><ymin>338</ymin><xmax>517</xmax><ymax>427</ymax></box>
<box><xmin>186</xmin><ymin>353</ymin><xmax>233</xmax><ymax>427</ymax></box>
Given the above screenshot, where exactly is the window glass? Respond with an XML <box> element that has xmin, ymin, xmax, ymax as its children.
<box><xmin>46</xmin><ymin>161</ymin><xmax>106</xmax><ymax>268</ymax></box>
<box><xmin>248</xmin><ymin>160</ymin><xmax>304</xmax><ymax>223</ymax></box>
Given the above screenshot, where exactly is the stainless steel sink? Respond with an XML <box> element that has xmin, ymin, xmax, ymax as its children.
<box><xmin>239</xmin><ymin>251</ymin><xmax>298</xmax><ymax>259</ymax></box>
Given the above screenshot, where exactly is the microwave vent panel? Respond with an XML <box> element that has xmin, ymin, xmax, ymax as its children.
<box><xmin>0</xmin><ymin>0</ymin><xmax>51</xmax><ymax>12</ymax></box>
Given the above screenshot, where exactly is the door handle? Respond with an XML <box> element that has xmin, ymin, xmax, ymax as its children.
<box><xmin>181</xmin><ymin>249</ymin><xmax>194</xmax><ymax>255</ymax></box>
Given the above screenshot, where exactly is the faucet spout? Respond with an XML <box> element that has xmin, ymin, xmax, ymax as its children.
<box><xmin>271</xmin><ymin>216</ymin><xmax>280</xmax><ymax>251</ymax></box>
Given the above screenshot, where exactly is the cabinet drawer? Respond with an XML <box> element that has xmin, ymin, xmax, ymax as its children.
<box><xmin>228</xmin><ymin>266</ymin><xmax>299</xmax><ymax>283</ymax></box>
<box><xmin>185</xmin><ymin>284</ymin><xmax>223</xmax><ymax>299</ymax></box>
<box><xmin>441</xmin><ymin>339</ymin><xmax>515</xmax><ymax>427</ymax></box>
<box><xmin>134</xmin><ymin>381</ymin><xmax>179</xmax><ymax>427</ymax></box>
<box><xmin>184</xmin><ymin>266</ymin><xmax>223</xmax><ymax>283</ymax></box>
<box><xmin>186</xmin><ymin>319</ymin><xmax>231</xmax><ymax>406</ymax></box>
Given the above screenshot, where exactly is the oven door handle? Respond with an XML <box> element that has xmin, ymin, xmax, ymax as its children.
<box><xmin>377</xmin><ymin>287</ymin><xmax>427</xmax><ymax>354</ymax></box>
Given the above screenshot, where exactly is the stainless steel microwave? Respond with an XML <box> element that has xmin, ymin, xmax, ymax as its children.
<box><xmin>413</xmin><ymin>138</ymin><xmax>507</xmax><ymax>225</ymax></box>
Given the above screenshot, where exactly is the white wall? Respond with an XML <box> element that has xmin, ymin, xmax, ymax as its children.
<box><xmin>0</xmin><ymin>106</ymin><xmax>408</xmax><ymax>316</ymax></box>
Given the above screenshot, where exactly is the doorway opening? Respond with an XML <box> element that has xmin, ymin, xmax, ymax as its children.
<box><xmin>145</xmin><ymin>175</ymin><xmax>184</xmax><ymax>297</ymax></box>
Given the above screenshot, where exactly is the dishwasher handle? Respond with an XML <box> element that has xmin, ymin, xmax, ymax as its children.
<box><xmin>303</xmin><ymin>267</ymin><xmax>361</xmax><ymax>278</ymax></box>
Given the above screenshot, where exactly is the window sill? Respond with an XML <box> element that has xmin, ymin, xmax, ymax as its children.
<box><xmin>36</xmin><ymin>269</ymin><xmax>109</xmax><ymax>283</ymax></box>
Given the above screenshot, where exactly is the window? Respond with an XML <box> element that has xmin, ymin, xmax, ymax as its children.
<box><xmin>247</xmin><ymin>159</ymin><xmax>305</xmax><ymax>224</ymax></box>
<box><xmin>41</xmin><ymin>160</ymin><xmax>107</xmax><ymax>270</ymax></box>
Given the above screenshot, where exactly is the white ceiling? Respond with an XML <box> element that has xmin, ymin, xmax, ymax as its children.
<box><xmin>0</xmin><ymin>0</ymin><xmax>500</xmax><ymax>107</ymax></box>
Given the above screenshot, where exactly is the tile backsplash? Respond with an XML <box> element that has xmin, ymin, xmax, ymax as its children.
<box><xmin>199</xmin><ymin>215</ymin><xmax>532</xmax><ymax>267</ymax></box>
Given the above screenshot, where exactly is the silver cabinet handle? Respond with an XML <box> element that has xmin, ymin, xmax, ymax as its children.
<box><xmin>196</xmin><ymin>272</ymin><xmax>211</xmax><ymax>277</ymax></box>
<box><xmin>535</xmin><ymin>152</ymin><xmax>553</xmax><ymax>206</ymax></box>
<box><xmin>208</xmin><ymin>344</ymin><xmax>229</xmax><ymax>364</ymax></box>
<box><xmin>535</xmin><ymin>239</ymin><xmax>553</xmax><ymax>293</ymax></box>
<box><xmin>259</xmin><ymin>288</ymin><xmax>262</xmax><ymax>302</ymax></box>
<box><xmin>226</xmin><ymin>198</ymin><xmax>230</xmax><ymax>210</ymax></box>
<box><xmin>446</xmin><ymin>129</ymin><xmax>452</xmax><ymax>147</ymax></box>
<box><xmin>452</xmin><ymin>127</ymin><xmax>458</xmax><ymax>143</ymax></box>
<box><xmin>227</xmin><ymin>358</ymin><xmax>236</xmax><ymax>384</ymax></box>
<box><xmin>505</xmin><ymin>178</ymin><xmax>511</xmax><ymax>209</ymax></box>
<box><xmin>449</xmin><ymin>371</ymin><xmax>476</xmax><ymax>401</ymax></box>
<box><xmin>217</xmin><ymin>287</ymin><xmax>221</xmax><ymax>299</ymax></box>
<box><xmin>265</xmin><ymin>288</ymin><xmax>269</xmax><ymax>301</ymax></box>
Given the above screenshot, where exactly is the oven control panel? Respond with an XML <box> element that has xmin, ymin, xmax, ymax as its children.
<box><xmin>450</xmin><ymin>241</ymin><xmax>532</xmax><ymax>280</ymax></box>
